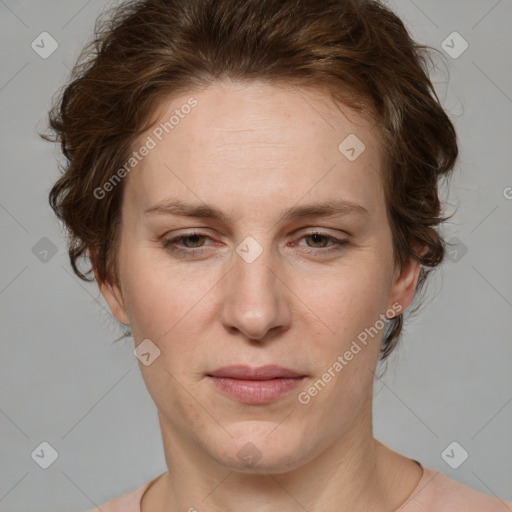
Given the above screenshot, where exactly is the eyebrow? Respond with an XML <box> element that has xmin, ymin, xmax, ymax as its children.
<box><xmin>143</xmin><ymin>197</ymin><xmax>368</xmax><ymax>222</ymax></box>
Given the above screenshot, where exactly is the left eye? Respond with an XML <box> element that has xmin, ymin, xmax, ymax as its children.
<box><xmin>164</xmin><ymin>233</ymin><xmax>210</xmax><ymax>249</ymax></box>
<box><xmin>296</xmin><ymin>233</ymin><xmax>345</xmax><ymax>249</ymax></box>
<box><xmin>162</xmin><ymin>232</ymin><xmax>347</xmax><ymax>256</ymax></box>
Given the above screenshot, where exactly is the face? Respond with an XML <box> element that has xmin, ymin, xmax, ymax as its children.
<box><xmin>99</xmin><ymin>80</ymin><xmax>420</xmax><ymax>473</ymax></box>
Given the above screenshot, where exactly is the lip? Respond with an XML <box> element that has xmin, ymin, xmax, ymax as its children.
<box><xmin>208</xmin><ymin>365</ymin><xmax>304</xmax><ymax>380</ymax></box>
<box><xmin>206</xmin><ymin>365</ymin><xmax>306</xmax><ymax>404</ymax></box>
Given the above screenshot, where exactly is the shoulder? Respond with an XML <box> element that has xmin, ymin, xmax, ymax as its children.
<box><xmin>400</xmin><ymin>465</ymin><xmax>512</xmax><ymax>512</ymax></box>
<box><xmin>84</xmin><ymin>477</ymin><xmax>155</xmax><ymax>512</ymax></box>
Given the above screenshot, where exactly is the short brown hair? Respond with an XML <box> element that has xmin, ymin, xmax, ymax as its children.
<box><xmin>43</xmin><ymin>0</ymin><xmax>458</xmax><ymax>361</ymax></box>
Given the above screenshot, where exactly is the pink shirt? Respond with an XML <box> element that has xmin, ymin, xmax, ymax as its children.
<box><xmin>87</xmin><ymin>463</ymin><xmax>512</xmax><ymax>511</ymax></box>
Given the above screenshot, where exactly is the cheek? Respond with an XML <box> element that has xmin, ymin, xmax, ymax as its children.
<box><xmin>119</xmin><ymin>254</ymin><xmax>224</xmax><ymax>375</ymax></box>
<box><xmin>119</xmin><ymin>231</ymin><xmax>392</xmax><ymax>350</ymax></box>
<box><xmin>295</xmin><ymin>258</ymin><xmax>391</xmax><ymax>341</ymax></box>
<box><xmin>118</xmin><ymin>247</ymin><xmax>194</xmax><ymax>336</ymax></box>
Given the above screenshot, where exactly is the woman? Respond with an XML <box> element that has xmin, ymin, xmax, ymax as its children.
<box><xmin>43</xmin><ymin>0</ymin><xmax>511</xmax><ymax>510</ymax></box>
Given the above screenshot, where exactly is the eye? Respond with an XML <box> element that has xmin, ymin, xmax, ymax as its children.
<box><xmin>162</xmin><ymin>232</ymin><xmax>213</xmax><ymax>257</ymax></box>
<box><xmin>294</xmin><ymin>232</ymin><xmax>348</xmax><ymax>253</ymax></box>
<box><xmin>161</xmin><ymin>231</ymin><xmax>348</xmax><ymax>258</ymax></box>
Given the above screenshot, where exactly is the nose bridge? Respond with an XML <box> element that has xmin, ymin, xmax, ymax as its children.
<box><xmin>220</xmin><ymin>236</ymin><xmax>288</xmax><ymax>339</ymax></box>
<box><xmin>234</xmin><ymin>239</ymin><xmax>275</xmax><ymax>295</ymax></box>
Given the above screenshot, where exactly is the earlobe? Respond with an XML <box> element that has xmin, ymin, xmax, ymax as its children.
<box><xmin>98</xmin><ymin>278</ymin><xmax>130</xmax><ymax>325</ymax></box>
<box><xmin>388</xmin><ymin>256</ymin><xmax>422</xmax><ymax>316</ymax></box>
<box><xmin>91</xmin><ymin>250</ymin><xmax>130</xmax><ymax>325</ymax></box>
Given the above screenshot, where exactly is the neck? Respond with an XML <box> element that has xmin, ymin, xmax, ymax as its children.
<box><xmin>143</xmin><ymin>405</ymin><xmax>416</xmax><ymax>512</ymax></box>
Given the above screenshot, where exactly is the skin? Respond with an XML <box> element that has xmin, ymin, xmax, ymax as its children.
<box><xmin>97</xmin><ymin>80</ymin><xmax>424</xmax><ymax>511</ymax></box>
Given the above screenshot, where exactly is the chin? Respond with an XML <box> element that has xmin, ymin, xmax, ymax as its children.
<box><xmin>215</xmin><ymin>447</ymin><xmax>310</xmax><ymax>475</ymax></box>
<box><xmin>207</xmin><ymin>420</ymin><xmax>314</xmax><ymax>474</ymax></box>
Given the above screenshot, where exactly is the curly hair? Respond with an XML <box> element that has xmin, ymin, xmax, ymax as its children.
<box><xmin>42</xmin><ymin>0</ymin><xmax>458</xmax><ymax>361</ymax></box>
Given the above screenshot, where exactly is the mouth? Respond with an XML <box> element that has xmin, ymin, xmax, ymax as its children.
<box><xmin>206</xmin><ymin>365</ymin><xmax>307</xmax><ymax>405</ymax></box>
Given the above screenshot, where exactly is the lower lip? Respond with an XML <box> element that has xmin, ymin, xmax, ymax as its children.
<box><xmin>207</xmin><ymin>376</ymin><xmax>305</xmax><ymax>404</ymax></box>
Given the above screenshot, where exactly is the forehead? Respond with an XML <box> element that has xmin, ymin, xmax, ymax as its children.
<box><xmin>124</xmin><ymin>80</ymin><xmax>384</xmax><ymax>218</ymax></box>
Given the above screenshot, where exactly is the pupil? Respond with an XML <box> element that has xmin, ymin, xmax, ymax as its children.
<box><xmin>186</xmin><ymin>235</ymin><xmax>202</xmax><ymax>247</ymax></box>
<box><xmin>311</xmin><ymin>234</ymin><xmax>325</xmax><ymax>246</ymax></box>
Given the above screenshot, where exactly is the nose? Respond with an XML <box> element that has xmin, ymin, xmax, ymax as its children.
<box><xmin>219</xmin><ymin>244</ymin><xmax>291</xmax><ymax>343</ymax></box>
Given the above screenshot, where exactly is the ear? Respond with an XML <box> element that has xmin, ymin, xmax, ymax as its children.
<box><xmin>387</xmin><ymin>251</ymin><xmax>423</xmax><ymax>315</ymax></box>
<box><xmin>98</xmin><ymin>278</ymin><xmax>130</xmax><ymax>325</ymax></box>
<box><xmin>91</xmin><ymin>249</ymin><xmax>130</xmax><ymax>325</ymax></box>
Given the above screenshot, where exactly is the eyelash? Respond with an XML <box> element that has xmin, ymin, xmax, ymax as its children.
<box><xmin>161</xmin><ymin>231</ymin><xmax>348</xmax><ymax>257</ymax></box>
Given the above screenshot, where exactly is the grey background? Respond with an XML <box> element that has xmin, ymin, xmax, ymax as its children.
<box><xmin>1</xmin><ymin>0</ymin><xmax>511</xmax><ymax>510</ymax></box>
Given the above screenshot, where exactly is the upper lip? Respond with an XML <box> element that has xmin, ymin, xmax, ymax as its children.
<box><xmin>207</xmin><ymin>365</ymin><xmax>305</xmax><ymax>380</ymax></box>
